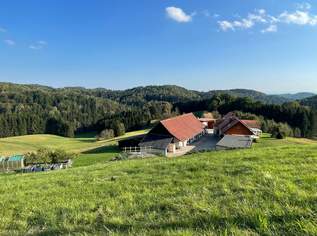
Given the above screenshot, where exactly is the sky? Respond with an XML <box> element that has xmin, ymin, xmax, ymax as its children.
<box><xmin>1</xmin><ymin>0</ymin><xmax>317</xmax><ymax>93</ymax></box>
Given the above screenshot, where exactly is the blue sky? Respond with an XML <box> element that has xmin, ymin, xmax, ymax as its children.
<box><xmin>1</xmin><ymin>0</ymin><xmax>317</xmax><ymax>93</ymax></box>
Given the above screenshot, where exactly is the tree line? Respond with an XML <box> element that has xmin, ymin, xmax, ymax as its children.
<box><xmin>176</xmin><ymin>94</ymin><xmax>317</xmax><ymax>138</ymax></box>
<box><xmin>0</xmin><ymin>83</ymin><xmax>316</xmax><ymax>139</ymax></box>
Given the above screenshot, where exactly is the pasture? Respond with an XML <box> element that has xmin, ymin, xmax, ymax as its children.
<box><xmin>0</xmin><ymin>130</ymin><xmax>147</xmax><ymax>155</ymax></box>
<box><xmin>0</xmin><ymin>134</ymin><xmax>316</xmax><ymax>235</ymax></box>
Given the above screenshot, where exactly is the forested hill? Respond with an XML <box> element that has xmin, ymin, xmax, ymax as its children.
<box><xmin>200</xmin><ymin>89</ymin><xmax>291</xmax><ymax>104</ymax></box>
<box><xmin>301</xmin><ymin>95</ymin><xmax>317</xmax><ymax>109</ymax></box>
<box><xmin>90</xmin><ymin>87</ymin><xmax>294</xmax><ymax>105</ymax></box>
<box><xmin>89</xmin><ymin>85</ymin><xmax>201</xmax><ymax>105</ymax></box>
<box><xmin>0</xmin><ymin>82</ymin><xmax>305</xmax><ymax>105</ymax></box>
<box><xmin>0</xmin><ymin>82</ymin><xmax>316</xmax><ymax>138</ymax></box>
<box><xmin>279</xmin><ymin>92</ymin><xmax>316</xmax><ymax>100</ymax></box>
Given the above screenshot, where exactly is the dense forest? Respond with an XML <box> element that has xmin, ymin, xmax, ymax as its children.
<box><xmin>301</xmin><ymin>95</ymin><xmax>317</xmax><ymax>109</ymax></box>
<box><xmin>0</xmin><ymin>82</ymin><xmax>316</xmax><ymax>138</ymax></box>
<box><xmin>176</xmin><ymin>95</ymin><xmax>317</xmax><ymax>138</ymax></box>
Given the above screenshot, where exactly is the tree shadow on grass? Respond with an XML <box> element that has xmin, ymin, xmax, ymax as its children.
<box><xmin>82</xmin><ymin>145</ymin><xmax>120</xmax><ymax>154</ymax></box>
<box><xmin>96</xmin><ymin>212</ymin><xmax>308</xmax><ymax>235</ymax></box>
<box><xmin>24</xmin><ymin>210</ymin><xmax>311</xmax><ymax>235</ymax></box>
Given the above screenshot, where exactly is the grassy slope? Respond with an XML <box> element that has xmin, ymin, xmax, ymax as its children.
<box><xmin>0</xmin><ymin>136</ymin><xmax>316</xmax><ymax>235</ymax></box>
<box><xmin>0</xmin><ymin>130</ymin><xmax>148</xmax><ymax>156</ymax></box>
<box><xmin>0</xmin><ymin>130</ymin><xmax>148</xmax><ymax>169</ymax></box>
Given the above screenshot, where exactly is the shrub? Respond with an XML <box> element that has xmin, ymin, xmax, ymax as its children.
<box><xmin>25</xmin><ymin>148</ymin><xmax>77</xmax><ymax>165</ymax></box>
<box><xmin>111</xmin><ymin>120</ymin><xmax>125</xmax><ymax>137</ymax></box>
<box><xmin>294</xmin><ymin>127</ymin><xmax>302</xmax><ymax>138</ymax></box>
<box><xmin>96</xmin><ymin>129</ymin><xmax>114</xmax><ymax>141</ymax></box>
<box><xmin>271</xmin><ymin>123</ymin><xmax>293</xmax><ymax>139</ymax></box>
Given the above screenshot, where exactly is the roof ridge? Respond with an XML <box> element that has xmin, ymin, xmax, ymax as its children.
<box><xmin>160</xmin><ymin>113</ymin><xmax>193</xmax><ymax>123</ymax></box>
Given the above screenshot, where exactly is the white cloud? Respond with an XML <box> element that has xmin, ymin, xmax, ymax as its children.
<box><xmin>166</xmin><ymin>6</ymin><xmax>192</xmax><ymax>23</ymax></box>
<box><xmin>4</xmin><ymin>39</ymin><xmax>15</xmax><ymax>46</ymax></box>
<box><xmin>279</xmin><ymin>10</ymin><xmax>317</xmax><ymax>25</ymax></box>
<box><xmin>261</xmin><ymin>25</ymin><xmax>278</xmax><ymax>33</ymax></box>
<box><xmin>29</xmin><ymin>40</ymin><xmax>48</xmax><ymax>50</ymax></box>
<box><xmin>218</xmin><ymin>4</ymin><xmax>317</xmax><ymax>33</ymax></box>
<box><xmin>218</xmin><ymin>9</ymin><xmax>268</xmax><ymax>31</ymax></box>
<box><xmin>248</xmin><ymin>9</ymin><xmax>267</xmax><ymax>23</ymax></box>
<box><xmin>218</xmin><ymin>21</ymin><xmax>235</xmax><ymax>31</ymax></box>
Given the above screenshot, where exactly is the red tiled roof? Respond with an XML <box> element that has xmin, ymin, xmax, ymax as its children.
<box><xmin>160</xmin><ymin>113</ymin><xmax>204</xmax><ymax>141</ymax></box>
<box><xmin>241</xmin><ymin>120</ymin><xmax>261</xmax><ymax>129</ymax></box>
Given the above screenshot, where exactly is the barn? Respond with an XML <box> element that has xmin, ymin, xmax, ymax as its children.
<box><xmin>214</xmin><ymin>112</ymin><xmax>262</xmax><ymax>137</ymax></box>
<box><xmin>215</xmin><ymin>117</ymin><xmax>254</xmax><ymax>136</ymax></box>
<box><xmin>139</xmin><ymin>113</ymin><xmax>205</xmax><ymax>156</ymax></box>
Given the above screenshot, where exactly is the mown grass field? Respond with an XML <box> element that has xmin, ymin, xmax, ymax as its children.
<box><xmin>0</xmin><ymin>134</ymin><xmax>316</xmax><ymax>235</ymax></box>
<box><xmin>0</xmin><ymin>130</ymin><xmax>148</xmax><ymax>168</ymax></box>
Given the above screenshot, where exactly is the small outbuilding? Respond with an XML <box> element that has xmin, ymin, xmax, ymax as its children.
<box><xmin>0</xmin><ymin>155</ymin><xmax>25</xmax><ymax>171</ymax></box>
<box><xmin>199</xmin><ymin>118</ymin><xmax>216</xmax><ymax>129</ymax></box>
<box><xmin>7</xmin><ymin>155</ymin><xmax>25</xmax><ymax>169</ymax></box>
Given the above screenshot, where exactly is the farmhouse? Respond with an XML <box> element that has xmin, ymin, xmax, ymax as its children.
<box><xmin>139</xmin><ymin>113</ymin><xmax>205</xmax><ymax>156</ymax></box>
<box><xmin>119</xmin><ymin>112</ymin><xmax>262</xmax><ymax>157</ymax></box>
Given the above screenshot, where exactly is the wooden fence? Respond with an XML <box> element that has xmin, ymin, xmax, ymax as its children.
<box><xmin>122</xmin><ymin>146</ymin><xmax>153</xmax><ymax>153</ymax></box>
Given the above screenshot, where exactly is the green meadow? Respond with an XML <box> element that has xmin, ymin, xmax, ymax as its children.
<box><xmin>0</xmin><ymin>130</ymin><xmax>148</xmax><ymax>155</ymax></box>
<box><xmin>0</xmin><ymin>134</ymin><xmax>316</xmax><ymax>235</ymax></box>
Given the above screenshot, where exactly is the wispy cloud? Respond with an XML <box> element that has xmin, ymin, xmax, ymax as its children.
<box><xmin>218</xmin><ymin>3</ymin><xmax>317</xmax><ymax>33</ymax></box>
<box><xmin>166</xmin><ymin>6</ymin><xmax>193</xmax><ymax>23</ymax></box>
<box><xmin>202</xmin><ymin>10</ymin><xmax>211</xmax><ymax>18</ymax></box>
<box><xmin>201</xmin><ymin>10</ymin><xmax>220</xmax><ymax>19</ymax></box>
<box><xmin>218</xmin><ymin>21</ymin><xmax>235</xmax><ymax>31</ymax></box>
<box><xmin>213</xmin><ymin>14</ymin><xmax>220</xmax><ymax>18</ymax></box>
<box><xmin>0</xmin><ymin>26</ymin><xmax>48</xmax><ymax>50</ymax></box>
<box><xmin>261</xmin><ymin>25</ymin><xmax>278</xmax><ymax>33</ymax></box>
<box><xmin>296</xmin><ymin>2</ymin><xmax>311</xmax><ymax>10</ymax></box>
<box><xmin>29</xmin><ymin>40</ymin><xmax>48</xmax><ymax>50</ymax></box>
<box><xmin>4</xmin><ymin>39</ymin><xmax>16</xmax><ymax>46</ymax></box>
<box><xmin>218</xmin><ymin>9</ymin><xmax>269</xmax><ymax>31</ymax></box>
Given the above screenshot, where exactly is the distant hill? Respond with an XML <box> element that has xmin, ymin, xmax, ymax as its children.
<box><xmin>0</xmin><ymin>82</ymin><xmax>302</xmax><ymax>105</ymax></box>
<box><xmin>90</xmin><ymin>85</ymin><xmax>201</xmax><ymax>105</ymax></box>
<box><xmin>90</xmin><ymin>86</ymin><xmax>294</xmax><ymax>105</ymax></box>
<box><xmin>278</xmin><ymin>92</ymin><xmax>316</xmax><ymax>101</ymax></box>
<box><xmin>201</xmin><ymin>89</ymin><xmax>291</xmax><ymax>104</ymax></box>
